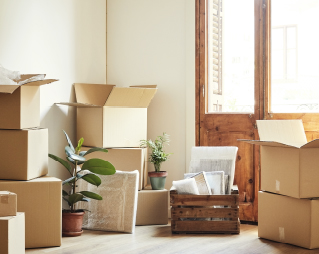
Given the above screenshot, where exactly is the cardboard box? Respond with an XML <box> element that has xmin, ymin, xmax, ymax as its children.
<box><xmin>240</xmin><ymin>120</ymin><xmax>319</xmax><ymax>198</ymax></box>
<box><xmin>0</xmin><ymin>128</ymin><xmax>48</xmax><ymax>180</ymax></box>
<box><xmin>136</xmin><ymin>190</ymin><xmax>168</xmax><ymax>225</ymax></box>
<box><xmin>0</xmin><ymin>176</ymin><xmax>62</xmax><ymax>249</ymax></box>
<box><xmin>0</xmin><ymin>191</ymin><xmax>17</xmax><ymax>217</ymax></box>
<box><xmin>59</xmin><ymin>83</ymin><xmax>157</xmax><ymax>147</ymax></box>
<box><xmin>82</xmin><ymin>146</ymin><xmax>147</xmax><ymax>190</ymax></box>
<box><xmin>0</xmin><ymin>74</ymin><xmax>57</xmax><ymax>129</ymax></box>
<box><xmin>0</xmin><ymin>213</ymin><xmax>25</xmax><ymax>254</ymax></box>
<box><xmin>258</xmin><ymin>191</ymin><xmax>319</xmax><ymax>249</ymax></box>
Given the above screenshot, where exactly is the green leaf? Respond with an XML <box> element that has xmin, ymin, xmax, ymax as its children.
<box><xmin>80</xmin><ymin>147</ymin><xmax>108</xmax><ymax>157</ymax></box>
<box><xmin>75</xmin><ymin>137</ymin><xmax>84</xmax><ymax>153</ymax></box>
<box><xmin>48</xmin><ymin>154</ymin><xmax>72</xmax><ymax>176</ymax></box>
<box><xmin>62</xmin><ymin>190</ymin><xmax>69</xmax><ymax>196</ymax></box>
<box><xmin>63</xmin><ymin>197</ymin><xmax>71</xmax><ymax>207</ymax></box>
<box><xmin>63</xmin><ymin>176</ymin><xmax>76</xmax><ymax>185</ymax></box>
<box><xmin>81</xmin><ymin>159</ymin><xmax>116</xmax><ymax>175</ymax></box>
<box><xmin>80</xmin><ymin>191</ymin><xmax>102</xmax><ymax>200</ymax></box>
<box><xmin>63</xmin><ymin>130</ymin><xmax>75</xmax><ymax>153</ymax></box>
<box><xmin>68</xmin><ymin>193</ymin><xmax>84</xmax><ymax>205</ymax></box>
<box><xmin>79</xmin><ymin>173</ymin><xmax>102</xmax><ymax>187</ymax></box>
<box><xmin>82</xmin><ymin>198</ymin><xmax>90</xmax><ymax>202</ymax></box>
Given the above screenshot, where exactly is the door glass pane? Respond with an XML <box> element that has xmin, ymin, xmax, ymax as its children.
<box><xmin>271</xmin><ymin>0</ymin><xmax>319</xmax><ymax>113</ymax></box>
<box><xmin>207</xmin><ymin>0</ymin><xmax>255</xmax><ymax>113</ymax></box>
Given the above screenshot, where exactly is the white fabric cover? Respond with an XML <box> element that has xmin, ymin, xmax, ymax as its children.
<box><xmin>76</xmin><ymin>170</ymin><xmax>139</xmax><ymax>233</ymax></box>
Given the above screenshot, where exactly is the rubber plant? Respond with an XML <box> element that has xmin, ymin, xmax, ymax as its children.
<box><xmin>49</xmin><ymin>130</ymin><xmax>116</xmax><ymax>236</ymax></box>
<box><xmin>140</xmin><ymin>133</ymin><xmax>171</xmax><ymax>190</ymax></box>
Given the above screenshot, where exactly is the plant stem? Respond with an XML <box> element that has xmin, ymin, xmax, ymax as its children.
<box><xmin>71</xmin><ymin>161</ymin><xmax>78</xmax><ymax>212</ymax></box>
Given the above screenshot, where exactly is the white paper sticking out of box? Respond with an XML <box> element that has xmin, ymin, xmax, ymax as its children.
<box><xmin>76</xmin><ymin>170</ymin><xmax>139</xmax><ymax>233</ymax></box>
<box><xmin>257</xmin><ymin>120</ymin><xmax>307</xmax><ymax>146</ymax></box>
<box><xmin>189</xmin><ymin>146</ymin><xmax>238</xmax><ymax>194</ymax></box>
<box><xmin>173</xmin><ymin>178</ymin><xmax>199</xmax><ymax>195</ymax></box>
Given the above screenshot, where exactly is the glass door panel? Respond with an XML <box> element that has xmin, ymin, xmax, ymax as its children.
<box><xmin>271</xmin><ymin>0</ymin><xmax>319</xmax><ymax>113</ymax></box>
<box><xmin>207</xmin><ymin>0</ymin><xmax>255</xmax><ymax>113</ymax></box>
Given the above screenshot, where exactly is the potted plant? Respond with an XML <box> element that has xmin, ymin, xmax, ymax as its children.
<box><xmin>49</xmin><ymin>130</ymin><xmax>115</xmax><ymax>237</ymax></box>
<box><xmin>140</xmin><ymin>133</ymin><xmax>171</xmax><ymax>190</ymax></box>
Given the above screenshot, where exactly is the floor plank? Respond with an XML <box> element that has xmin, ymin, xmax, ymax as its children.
<box><xmin>26</xmin><ymin>221</ymin><xmax>318</xmax><ymax>254</ymax></box>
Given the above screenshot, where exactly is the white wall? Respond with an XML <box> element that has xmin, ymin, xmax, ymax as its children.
<box><xmin>107</xmin><ymin>0</ymin><xmax>195</xmax><ymax>188</ymax></box>
<box><xmin>0</xmin><ymin>0</ymin><xmax>106</xmax><ymax>181</ymax></box>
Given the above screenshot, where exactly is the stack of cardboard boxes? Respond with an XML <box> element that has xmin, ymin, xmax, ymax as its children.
<box><xmin>0</xmin><ymin>191</ymin><xmax>25</xmax><ymax>254</ymax></box>
<box><xmin>241</xmin><ymin>120</ymin><xmax>319</xmax><ymax>249</ymax></box>
<box><xmin>0</xmin><ymin>76</ymin><xmax>62</xmax><ymax>250</ymax></box>
<box><xmin>62</xmin><ymin>83</ymin><xmax>168</xmax><ymax>227</ymax></box>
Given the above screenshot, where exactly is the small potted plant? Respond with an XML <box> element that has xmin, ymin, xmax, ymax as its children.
<box><xmin>49</xmin><ymin>130</ymin><xmax>115</xmax><ymax>237</ymax></box>
<box><xmin>140</xmin><ymin>133</ymin><xmax>171</xmax><ymax>190</ymax></box>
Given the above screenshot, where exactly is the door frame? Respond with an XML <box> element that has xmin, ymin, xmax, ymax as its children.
<box><xmin>195</xmin><ymin>0</ymin><xmax>267</xmax><ymax>221</ymax></box>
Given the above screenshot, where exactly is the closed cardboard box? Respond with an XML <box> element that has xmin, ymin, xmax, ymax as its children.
<box><xmin>0</xmin><ymin>176</ymin><xmax>62</xmax><ymax>249</ymax></box>
<box><xmin>136</xmin><ymin>190</ymin><xmax>168</xmax><ymax>225</ymax></box>
<box><xmin>82</xmin><ymin>146</ymin><xmax>147</xmax><ymax>190</ymax></box>
<box><xmin>0</xmin><ymin>191</ymin><xmax>17</xmax><ymax>217</ymax></box>
<box><xmin>258</xmin><ymin>191</ymin><xmax>319</xmax><ymax>249</ymax></box>
<box><xmin>240</xmin><ymin>120</ymin><xmax>319</xmax><ymax>198</ymax></box>
<box><xmin>0</xmin><ymin>213</ymin><xmax>25</xmax><ymax>254</ymax></box>
<box><xmin>0</xmin><ymin>74</ymin><xmax>57</xmax><ymax>129</ymax></box>
<box><xmin>0</xmin><ymin>128</ymin><xmax>48</xmax><ymax>180</ymax></box>
<box><xmin>59</xmin><ymin>83</ymin><xmax>157</xmax><ymax>147</ymax></box>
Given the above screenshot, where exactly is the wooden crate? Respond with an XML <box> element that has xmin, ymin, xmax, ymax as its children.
<box><xmin>170</xmin><ymin>188</ymin><xmax>240</xmax><ymax>234</ymax></box>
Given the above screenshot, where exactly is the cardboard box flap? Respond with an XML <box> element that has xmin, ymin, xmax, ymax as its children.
<box><xmin>301</xmin><ymin>139</ymin><xmax>319</xmax><ymax>148</ymax></box>
<box><xmin>74</xmin><ymin>83</ymin><xmax>115</xmax><ymax>106</ymax></box>
<box><xmin>57</xmin><ymin>102</ymin><xmax>100</xmax><ymax>108</ymax></box>
<box><xmin>104</xmin><ymin>87</ymin><xmax>157</xmax><ymax>107</ymax></box>
<box><xmin>257</xmin><ymin>120</ymin><xmax>307</xmax><ymax>146</ymax></box>
<box><xmin>0</xmin><ymin>74</ymin><xmax>58</xmax><ymax>94</ymax></box>
<box><xmin>130</xmin><ymin>85</ymin><xmax>157</xmax><ymax>88</ymax></box>
<box><xmin>238</xmin><ymin>139</ymin><xmax>299</xmax><ymax>148</ymax></box>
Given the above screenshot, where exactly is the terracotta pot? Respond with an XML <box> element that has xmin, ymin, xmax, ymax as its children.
<box><xmin>62</xmin><ymin>211</ymin><xmax>85</xmax><ymax>237</ymax></box>
<box><xmin>148</xmin><ymin>171</ymin><xmax>168</xmax><ymax>190</ymax></box>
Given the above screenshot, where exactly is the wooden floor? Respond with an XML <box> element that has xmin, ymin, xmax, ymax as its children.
<box><xmin>26</xmin><ymin>221</ymin><xmax>318</xmax><ymax>254</ymax></box>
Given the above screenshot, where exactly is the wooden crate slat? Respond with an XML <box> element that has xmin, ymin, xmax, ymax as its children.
<box><xmin>170</xmin><ymin>193</ymin><xmax>239</xmax><ymax>207</ymax></box>
<box><xmin>171</xmin><ymin>220</ymin><xmax>240</xmax><ymax>234</ymax></box>
<box><xmin>171</xmin><ymin>207</ymin><xmax>239</xmax><ymax>220</ymax></box>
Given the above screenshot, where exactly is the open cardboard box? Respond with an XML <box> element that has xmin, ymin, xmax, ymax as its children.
<box><xmin>259</xmin><ymin>191</ymin><xmax>319</xmax><ymax>249</ymax></box>
<box><xmin>59</xmin><ymin>83</ymin><xmax>157</xmax><ymax>147</ymax></box>
<box><xmin>0</xmin><ymin>128</ymin><xmax>48</xmax><ymax>180</ymax></box>
<box><xmin>240</xmin><ymin>120</ymin><xmax>319</xmax><ymax>198</ymax></box>
<box><xmin>0</xmin><ymin>74</ymin><xmax>58</xmax><ymax>129</ymax></box>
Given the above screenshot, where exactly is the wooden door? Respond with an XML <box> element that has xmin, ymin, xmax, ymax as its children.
<box><xmin>196</xmin><ymin>0</ymin><xmax>265</xmax><ymax>222</ymax></box>
<box><xmin>197</xmin><ymin>0</ymin><xmax>319</xmax><ymax>222</ymax></box>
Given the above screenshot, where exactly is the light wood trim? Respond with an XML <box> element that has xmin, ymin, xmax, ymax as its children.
<box><xmin>195</xmin><ymin>0</ymin><xmax>200</xmax><ymax>145</ymax></box>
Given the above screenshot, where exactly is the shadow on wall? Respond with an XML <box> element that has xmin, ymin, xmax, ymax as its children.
<box><xmin>40</xmin><ymin>88</ymin><xmax>76</xmax><ymax>182</ymax></box>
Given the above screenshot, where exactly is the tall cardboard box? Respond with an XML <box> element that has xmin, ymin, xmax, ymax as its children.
<box><xmin>258</xmin><ymin>191</ymin><xmax>319</xmax><ymax>249</ymax></box>
<box><xmin>82</xmin><ymin>146</ymin><xmax>148</xmax><ymax>190</ymax></box>
<box><xmin>0</xmin><ymin>191</ymin><xmax>17</xmax><ymax>217</ymax></box>
<box><xmin>240</xmin><ymin>120</ymin><xmax>319</xmax><ymax>198</ymax></box>
<box><xmin>0</xmin><ymin>213</ymin><xmax>25</xmax><ymax>254</ymax></box>
<box><xmin>136</xmin><ymin>190</ymin><xmax>168</xmax><ymax>225</ymax></box>
<box><xmin>0</xmin><ymin>128</ymin><xmax>48</xmax><ymax>180</ymax></box>
<box><xmin>59</xmin><ymin>83</ymin><xmax>157</xmax><ymax>147</ymax></box>
<box><xmin>0</xmin><ymin>176</ymin><xmax>62</xmax><ymax>249</ymax></box>
<box><xmin>0</xmin><ymin>74</ymin><xmax>57</xmax><ymax>129</ymax></box>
